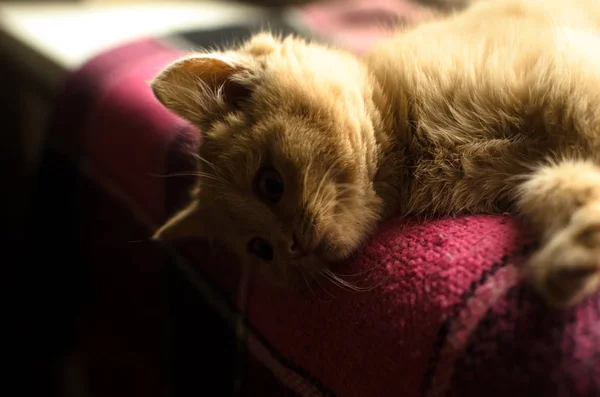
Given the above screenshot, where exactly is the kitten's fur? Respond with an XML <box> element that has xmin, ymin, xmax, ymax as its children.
<box><xmin>151</xmin><ymin>0</ymin><xmax>600</xmax><ymax>307</ymax></box>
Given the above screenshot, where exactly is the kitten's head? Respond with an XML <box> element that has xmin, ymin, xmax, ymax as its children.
<box><xmin>151</xmin><ymin>33</ymin><xmax>384</xmax><ymax>287</ymax></box>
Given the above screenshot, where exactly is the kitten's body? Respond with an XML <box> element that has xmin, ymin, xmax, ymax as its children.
<box><xmin>368</xmin><ymin>0</ymin><xmax>600</xmax><ymax>217</ymax></box>
<box><xmin>152</xmin><ymin>0</ymin><xmax>600</xmax><ymax>307</ymax></box>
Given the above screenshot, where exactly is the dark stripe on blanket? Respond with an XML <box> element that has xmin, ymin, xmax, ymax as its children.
<box><xmin>162</xmin><ymin>242</ymin><xmax>337</xmax><ymax>397</ymax></box>
<box><xmin>448</xmin><ymin>282</ymin><xmax>599</xmax><ymax>397</ymax></box>
<box><xmin>419</xmin><ymin>243</ymin><xmax>536</xmax><ymax>396</ymax></box>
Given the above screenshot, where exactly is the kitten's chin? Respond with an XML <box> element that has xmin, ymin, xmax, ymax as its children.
<box><xmin>244</xmin><ymin>236</ymin><xmax>362</xmax><ymax>290</ymax></box>
<box><xmin>291</xmin><ymin>254</ymin><xmax>329</xmax><ymax>274</ymax></box>
<box><xmin>250</xmin><ymin>254</ymin><xmax>329</xmax><ymax>291</ymax></box>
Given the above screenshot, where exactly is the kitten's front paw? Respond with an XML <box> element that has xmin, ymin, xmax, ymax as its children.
<box><xmin>527</xmin><ymin>205</ymin><xmax>600</xmax><ymax>307</ymax></box>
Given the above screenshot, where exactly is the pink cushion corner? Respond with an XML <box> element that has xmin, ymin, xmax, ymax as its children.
<box><xmin>195</xmin><ymin>213</ymin><xmax>599</xmax><ymax>397</ymax></box>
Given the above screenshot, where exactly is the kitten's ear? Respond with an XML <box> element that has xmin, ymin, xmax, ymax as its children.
<box><xmin>151</xmin><ymin>54</ymin><xmax>253</xmax><ymax>127</ymax></box>
<box><xmin>152</xmin><ymin>201</ymin><xmax>204</xmax><ymax>241</ymax></box>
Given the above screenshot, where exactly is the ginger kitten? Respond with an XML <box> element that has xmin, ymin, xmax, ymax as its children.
<box><xmin>151</xmin><ymin>0</ymin><xmax>600</xmax><ymax>308</ymax></box>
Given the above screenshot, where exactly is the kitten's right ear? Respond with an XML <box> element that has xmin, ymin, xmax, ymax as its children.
<box><xmin>151</xmin><ymin>54</ymin><xmax>253</xmax><ymax>127</ymax></box>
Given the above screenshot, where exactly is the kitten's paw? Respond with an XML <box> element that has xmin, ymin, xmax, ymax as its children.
<box><xmin>527</xmin><ymin>205</ymin><xmax>600</xmax><ymax>308</ymax></box>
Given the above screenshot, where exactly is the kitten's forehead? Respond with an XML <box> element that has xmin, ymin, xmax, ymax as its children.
<box><xmin>201</xmin><ymin>112</ymin><xmax>349</xmax><ymax>188</ymax></box>
<box><xmin>198</xmin><ymin>33</ymin><xmax>369</xmax><ymax>185</ymax></box>
<box><xmin>268</xmin><ymin>118</ymin><xmax>360</xmax><ymax>189</ymax></box>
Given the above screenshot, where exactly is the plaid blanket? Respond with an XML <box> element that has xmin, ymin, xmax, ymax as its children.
<box><xmin>43</xmin><ymin>1</ymin><xmax>600</xmax><ymax>396</ymax></box>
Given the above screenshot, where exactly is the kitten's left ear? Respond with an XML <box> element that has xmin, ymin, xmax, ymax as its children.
<box><xmin>152</xmin><ymin>201</ymin><xmax>205</xmax><ymax>241</ymax></box>
<box><xmin>151</xmin><ymin>54</ymin><xmax>254</xmax><ymax>128</ymax></box>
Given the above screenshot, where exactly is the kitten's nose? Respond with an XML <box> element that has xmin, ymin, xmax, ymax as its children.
<box><xmin>281</xmin><ymin>232</ymin><xmax>303</xmax><ymax>259</ymax></box>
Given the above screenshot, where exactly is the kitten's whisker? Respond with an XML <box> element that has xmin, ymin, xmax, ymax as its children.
<box><xmin>301</xmin><ymin>160</ymin><xmax>338</xmax><ymax>235</ymax></box>
<box><xmin>149</xmin><ymin>172</ymin><xmax>191</xmax><ymax>178</ymax></box>
<box><xmin>302</xmin><ymin>160</ymin><xmax>312</xmax><ymax>203</ymax></box>
<box><xmin>320</xmin><ymin>269</ymin><xmax>365</xmax><ymax>292</ymax></box>
<box><xmin>302</xmin><ymin>181</ymin><xmax>352</xmax><ymax>234</ymax></box>
<box><xmin>197</xmin><ymin>174</ymin><xmax>230</xmax><ymax>186</ymax></box>
<box><xmin>128</xmin><ymin>238</ymin><xmax>150</xmax><ymax>244</ymax></box>
<box><xmin>307</xmin><ymin>201</ymin><xmax>336</xmax><ymax>229</ymax></box>
<box><xmin>321</xmin><ymin>268</ymin><xmax>387</xmax><ymax>293</ymax></box>
<box><xmin>312</xmin><ymin>162</ymin><xmax>335</xmax><ymax>210</ymax></box>
<box><xmin>300</xmin><ymin>272</ymin><xmax>315</xmax><ymax>297</ymax></box>
<box><xmin>301</xmin><ymin>272</ymin><xmax>333</xmax><ymax>303</ymax></box>
<box><xmin>303</xmin><ymin>204</ymin><xmax>318</xmax><ymax>238</ymax></box>
<box><xmin>310</xmin><ymin>272</ymin><xmax>336</xmax><ymax>300</ymax></box>
<box><xmin>314</xmin><ymin>161</ymin><xmax>336</xmax><ymax>205</ymax></box>
<box><xmin>320</xmin><ymin>199</ymin><xmax>337</xmax><ymax>212</ymax></box>
<box><xmin>190</xmin><ymin>152</ymin><xmax>230</xmax><ymax>182</ymax></box>
<box><xmin>149</xmin><ymin>171</ymin><xmax>222</xmax><ymax>184</ymax></box>
<box><xmin>330</xmin><ymin>262</ymin><xmax>385</xmax><ymax>278</ymax></box>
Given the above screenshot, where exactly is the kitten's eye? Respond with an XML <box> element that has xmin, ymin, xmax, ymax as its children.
<box><xmin>247</xmin><ymin>237</ymin><xmax>274</xmax><ymax>261</ymax></box>
<box><xmin>255</xmin><ymin>166</ymin><xmax>284</xmax><ymax>204</ymax></box>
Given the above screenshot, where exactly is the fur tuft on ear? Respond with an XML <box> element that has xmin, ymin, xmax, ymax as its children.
<box><xmin>151</xmin><ymin>54</ymin><xmax>253</xmax><ymax>128</ymax></box>
<box><xmin>242</xmin><ymin>32</ymin><xmax>281</xmax><ymax>56</ymax></box>
<box><xmin>152</xmin><ymin>201</ymin><xmax>204</xmax><ymax>241</ymax></box>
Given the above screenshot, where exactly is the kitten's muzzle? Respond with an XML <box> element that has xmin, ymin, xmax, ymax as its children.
<box><xmin>247</xmin><ymin>233</ymin><xmax>304</xmax><ymax>262</ymax></box>
<box><xmin>284</xmin><ymin>232</ymin><xmax>303</xmax><ymax>259</ymax></box>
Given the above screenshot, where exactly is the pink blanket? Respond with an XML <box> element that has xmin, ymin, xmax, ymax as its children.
<box><xmin>47</xmin><ymin>1</ymin><xmax>599</xmax><ymax>396</ymax></box>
